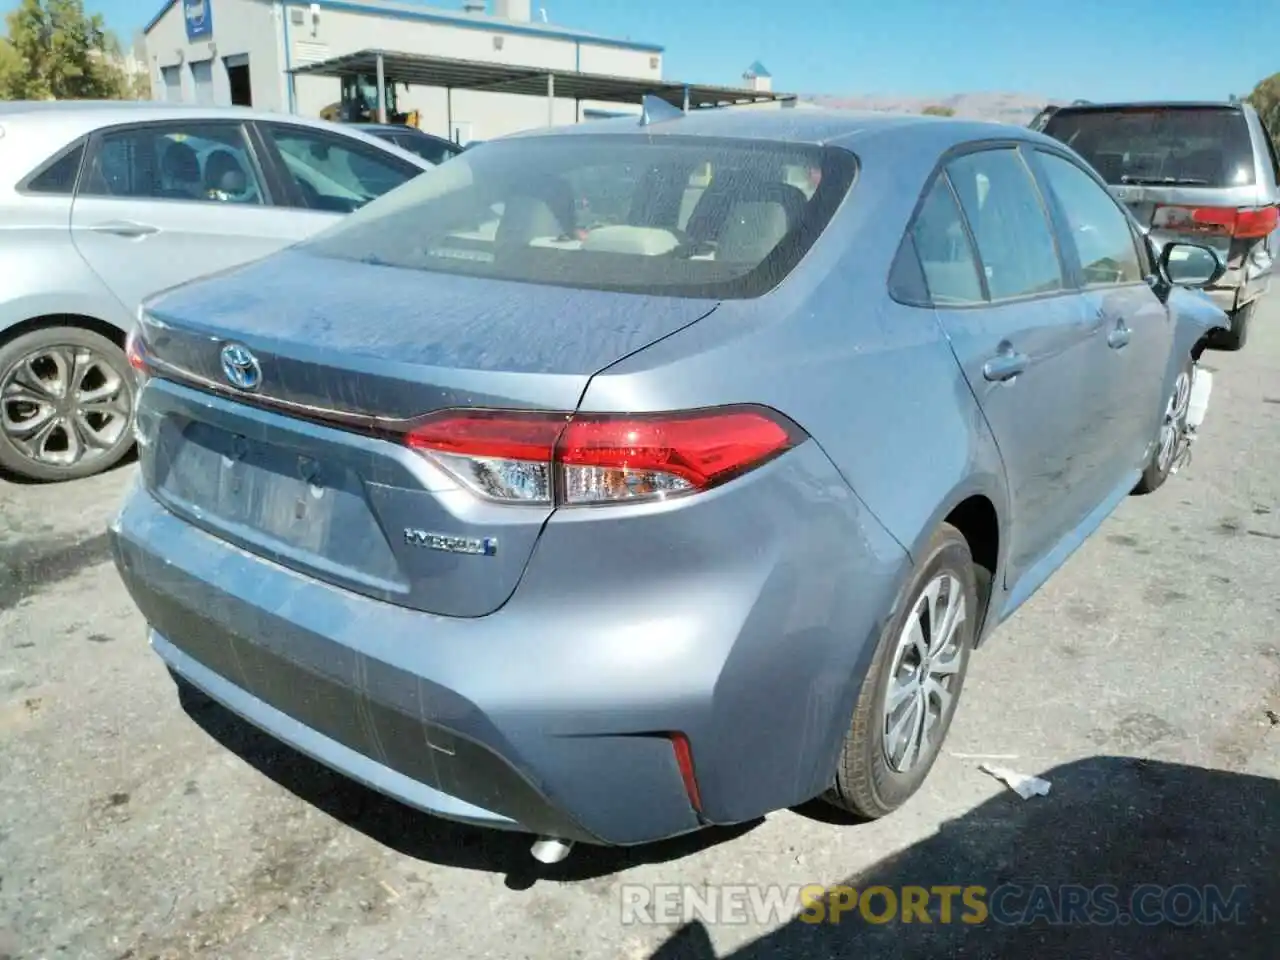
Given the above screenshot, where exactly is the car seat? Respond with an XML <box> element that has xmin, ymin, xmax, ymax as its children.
<box><xmin>203</xmin><ymin>148</ymin><xmax>250</xmax><ymax>200</ymax></box>
<box><xmin>158</xmin><ymin>141</ymin><xmax>202</xmax><ymax>199</ymax></box>
<box><xmin>495</xmin><ymin>176</ymin><xmax>576</xmax><ymax>247</ymax></box>
<box><xmin>715</xmin><ymin>182</ymin><xmax>809</xmax><ymax>264</ymax></box>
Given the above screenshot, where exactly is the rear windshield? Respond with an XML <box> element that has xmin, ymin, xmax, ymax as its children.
<box><xmin>1042</xmin><ymin>106</ymin><xmax>1256</xmax><ymax>188</ymax></box>
<box><xmin>298</xmin><ymin>133</ymin><xmax>857</xmax><ymax>299</ymax></box>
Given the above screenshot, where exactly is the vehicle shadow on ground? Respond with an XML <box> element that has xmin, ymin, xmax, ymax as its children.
<box><xmin>649</xmin><ymin>756</ymin><xmax>1277</xmax><ymax>959</ymax></box>
<box><xmin>175</xmin><ymin>680</ymin><xmax>761</xmax><ymax>889</ymax></box>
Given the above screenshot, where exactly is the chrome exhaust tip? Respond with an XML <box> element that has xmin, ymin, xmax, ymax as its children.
<box><xmin>530</xmin><ymin>837</ymin><xmax>573</xmax><ymax>864</ymax></box>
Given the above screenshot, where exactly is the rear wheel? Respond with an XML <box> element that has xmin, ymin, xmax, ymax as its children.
<box><xmin>825</xmin><ymin>523</ymin><xmax>978</xmax><ymax>819</ymax></box>
<box><xmin>1212</xmin><ymin>299</ymin><xmax>1254</xmax><ymax>351</ymax></box>
<box><xmin>1133</xmin><ymin>356</ymin><xmax>1193</xmax><ymax>496</ymax></box>
<box><xmin>0</xmin><ymin>326</ymin><xmax>136</xmax><ymax>482</ymax></box>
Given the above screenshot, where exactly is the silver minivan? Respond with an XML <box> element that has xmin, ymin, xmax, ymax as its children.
<box><xmin>1041</xmin><ymin>100</ymin><xmax>1280</xmax><ymax>350</ymax></box>
<box><xmin>0</xmin><ymin>102</ymin><xmax>435</xmax><ymax>482</ymax></box>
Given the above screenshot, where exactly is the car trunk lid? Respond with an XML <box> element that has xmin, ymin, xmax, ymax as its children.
<box><xmin>134</xmin><ymin>249</ymin><xmax>719</xmax><ymax>617</ymax></box>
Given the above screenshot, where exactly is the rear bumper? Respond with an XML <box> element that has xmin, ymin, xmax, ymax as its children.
<box><xmin>110</xmin><ymin>442</ymin><xmax>908</xmax><ymax>847</ymax></box>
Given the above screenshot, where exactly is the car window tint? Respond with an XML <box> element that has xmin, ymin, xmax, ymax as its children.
<box><xmin>25</xmin><ymin>142</ymin><xmax>85</xmax><ymax>194</ymax></box>
<box><xmin>80</xmin><ymin>123</ymin><xmax>264</xmax><ymax>204</ymax></box>
<box><xmin>396</xmin><ymin>134</ymin><xmax>458</xmax><ymax>166</ymax></box>
<box><xmin>295</xmin><ymin>135</ymin><xmax>857</xmax><ymax>300</ymax></box>
<box><xmin>1041</xmin><ymin>106</ymin><xmax>1256</xmax><ymax>188</ymax></box>
<box><xmin>909</xmin><ymin>175</ymin><xmax>985</xmax><ymax>304</ymax></box>
<box><xmin>946</xmin><ymin>149</ymin><xmax>1064</xmax><ymax>301</ymax></box>
<box><xmin>1036</xmin><ymin>151</ymin><xmax>1144</xmax><ymax>287</ymax></box>
<box><xmin>264</xmin><ymin>125</ymin><xmax>415</xmax><ymax>213</ymax></box>
<box><xmin>1261</xmin><ymin>119</ymin><xmax>1280</xmax><ymax>186</ymax></box>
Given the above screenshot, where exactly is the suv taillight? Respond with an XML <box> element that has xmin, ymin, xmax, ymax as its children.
<box><xmin>403</xmin><ymin>405</ymin><xmax>806</xmax><ymax>506</ymax></box>
<box><xmin>1153</xmin><ymin>204</ymin><xmax>1280</xmax><ymax>239</ymax></box>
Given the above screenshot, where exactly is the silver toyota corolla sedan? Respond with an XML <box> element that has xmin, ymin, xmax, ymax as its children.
<box><xmin>0</xmin><ymin>101</ymin><xmax>435</xmax><ymax>482</ymax></box>
<box><xmin>111</xmin><ymin>107</ymin><xmax>1227</xmax><ymax>862</ymax></box>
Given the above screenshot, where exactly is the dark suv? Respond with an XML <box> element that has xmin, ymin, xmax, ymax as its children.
<box><xmin>1041</xmin><ymin>101</ymin><xmax>1280</xmax><ymax>349</ymax></box>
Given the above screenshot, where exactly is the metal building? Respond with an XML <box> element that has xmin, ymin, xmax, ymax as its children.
<box><xmin>143</xmin><ymin>0</ymin><xmax>792</xmax><ymax>143</ymax></box>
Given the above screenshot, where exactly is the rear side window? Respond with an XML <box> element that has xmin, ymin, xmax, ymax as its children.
<box><xmin>24</xmin><ymin>142</ymin><xmax>85</xmax><ymax>194</ymax></box>
<box><xmin>908</xmin><ymin>175</ymin><xmax>985</xmax><ymax>305</ymax></box>
<box><xmin>945</xmin><ymin>149</ymin><xmax>1064</xmax><ymax>301</ymax></box>
<box><xmin>297</xmin><ymin>134</ymin><xmax>858</xmax><ymax>300</ymax></box>
<box><xmin>1042</xmin><ymin>106</ymin><xmax>1257</xmax><ymax>188</ymax></box>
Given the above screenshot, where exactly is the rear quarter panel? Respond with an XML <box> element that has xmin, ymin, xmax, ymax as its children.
<box><xmin>579</xmin><ymin>126</ymin><xmax>1011</xmax><ymax>618</ymax></box>
<box><xmin>0</xmin><ymin>194</ymin><xmax>131</xmax><ymax>336</ymax></box>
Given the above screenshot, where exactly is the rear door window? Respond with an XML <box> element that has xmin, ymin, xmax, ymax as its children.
<box><xmin>80</xmin><ymin>123</ymin><xmax>266</xmax><ymax>204</ymax></box>
<box><xmin>945</xmin><ymin>148</ymin><xmax>1065</xmax><ymax>301</ymax></box>
<box><xmin>1041</xmin><ymin>106</ymin><xmax>1257</xmax><ymax>188</ymax></box>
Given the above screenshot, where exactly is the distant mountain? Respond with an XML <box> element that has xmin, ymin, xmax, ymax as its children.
<box><xmin>802</xmin><ymin>92</ymin><xmax>1066</xmax><ymax>126</ymax></box>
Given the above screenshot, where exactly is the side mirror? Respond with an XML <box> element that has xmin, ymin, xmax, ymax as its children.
<box><xmin>1159</xmin><ymin>242</ymin><xmax>1225</xmax><ymax>289</ymax></box>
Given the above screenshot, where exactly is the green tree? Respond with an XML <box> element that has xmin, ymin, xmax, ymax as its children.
<box><xmin>1245</xmin><ymin>72</ymin><xmax>1280</xmax><ymax>142</ymax></box>
<box><xmin>0</xmin><ymin>0</ymin><xmax>131</xmax><ymax>100</ymax></box>
<box><xmin>922</xmin><ymin>104</ymin><xmax>955</xmax><ymax>117</ymax></box>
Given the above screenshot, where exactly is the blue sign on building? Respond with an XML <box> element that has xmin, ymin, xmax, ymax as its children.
<box><xmin>183</xmin><ymin>0</ymin><xmax>214</xmax><ymax>42</ymax></box>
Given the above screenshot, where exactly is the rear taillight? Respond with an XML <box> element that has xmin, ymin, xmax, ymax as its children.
<box><xmin>1152</xmin><ymin>204</ymin><xmax>1279</xmax><ymax>239</ymax></box>
<box><xmin>125</xmin><ymin>327</ymin><xmax>150</xmax><ymax>377</ymax></box>
<box><xmin>403</xmin><ymin>405</ymin><xmax>805</xmax><ymax>506</ymax></box>
<box><xmin>669</xmin><ymin>732</ymin><xmax>703</xmax><ymax>812</ymax></box>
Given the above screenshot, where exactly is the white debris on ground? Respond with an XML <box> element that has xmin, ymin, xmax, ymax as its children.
<box><xmin>979</xmin><ymin>763</ymin><xmax>1052</xmax><ymax>799</ymax></box>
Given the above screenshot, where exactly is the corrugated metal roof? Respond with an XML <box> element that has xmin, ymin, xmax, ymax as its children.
<box><xmin>289</xmin><ymin>49</ymin><xmax>796</xmax><ymax>109</ymax></box>
<box><xmin>145</xmin><ymin>0</ymin><xmax>663</xmax><ymax>52</ymax></box>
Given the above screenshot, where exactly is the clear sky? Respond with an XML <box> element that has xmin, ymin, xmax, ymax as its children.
<box><xmin>7</xmin><ymin>0</ymin><xmax>1277</xmax><ymax>101</ymax></box>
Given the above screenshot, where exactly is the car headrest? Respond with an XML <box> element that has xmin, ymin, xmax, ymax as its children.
<box><xmin>204</xmin><ymin>149</ymin><xmax>248</xmax><ymax>195</ymax></box>
<box><xmin>496</xmin><ymin>195</ymin><xmax>565</xmax><ymax>246</ymax></box>
<box><xmin>717</xmin><ymin>199</ymin><xmax>792</xmax><ymax>264</ymax></box>
<box><xmin>162</xmin><ymin>141</ymin><xmax>200</xmax><ymax>182</ymax></box>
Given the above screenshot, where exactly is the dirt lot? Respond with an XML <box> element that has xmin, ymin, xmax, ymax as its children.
<box><xmin>2</xmin><ymin>297</ymin><xmax>1278</xmax><ymax>960</ymax></box>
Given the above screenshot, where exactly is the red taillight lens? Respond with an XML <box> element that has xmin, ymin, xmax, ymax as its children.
<box><xmin>403</xmin><ymin>405</ymin><xmax>803</xmax><ymax>506</ymax></box>
<box><xmin>125</xmin><ymin>327</ymin><xmax>149</xmax><ymax>375</ymax></box>
<box><xmin>1152</xmin><ymin>204</ymin><xmax>1279</xmax><ymax>239</ymax></box>
<box><xmin>405</xmin><ymin>410</ymin><xmax>568</xmax><ymax>505</ymax></box>
<box><xmin>669</xmin><ymin>732</ymin><xmax>703</xmax><ymax>812</ymax></box>
<box><xmin>1236</xmin><ymin>205</ymin><xmax>1280</xmax><ymax>239</ymax></box>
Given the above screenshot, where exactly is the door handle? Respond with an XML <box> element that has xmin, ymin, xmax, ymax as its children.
<box><xmin>86</xmin><ymin>220</ymin><xmax>159</xmax><ymax>238</ymax></box>
<box><xmin>1107</xmin><ymin>321</ymin><xmax>1131</xmax><ymax>349</ymax></box>
<box><xmin>982</xmin><ymin>347</ymin><xmax>1028</xmax><ymax>383</ymax></box>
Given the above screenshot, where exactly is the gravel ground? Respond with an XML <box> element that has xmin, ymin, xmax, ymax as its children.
<box><xmin>2</xmin><ymin>297</ymin><xmax>1278</xmax><ymax>960</ymax></box>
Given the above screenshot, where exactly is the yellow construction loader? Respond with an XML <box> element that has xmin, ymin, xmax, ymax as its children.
<box><xmin>320</xmin><ymin>73</ymin><xmax>420</xmax><ymax>128</ymax></box>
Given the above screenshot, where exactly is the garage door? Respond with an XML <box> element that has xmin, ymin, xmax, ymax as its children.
<box><xmin>160</xmin><ymin>65</ymin><xmax>182</xmax><ymax>102</ymax></box>
<box><xmin>191</xmin><ymin>60</ymin><xmax>214</xmax><ymax>105</ymax></box>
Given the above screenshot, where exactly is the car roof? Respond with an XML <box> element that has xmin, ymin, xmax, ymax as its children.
<box><xmin>499</xmin><ymin>106</ymin><xmax>1058</xmax><ymax>154</ymax></box>
<box><xmin>0</xmin><ymin>101</ymin><xmax>435</xmax><ymax>170</ymax></box>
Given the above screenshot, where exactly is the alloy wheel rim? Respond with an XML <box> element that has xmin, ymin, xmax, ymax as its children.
<box><xmin>0</xmin><ymin>344</ymin><xmax>131</xmax><ymax>469</ymax></box>
<box><xmin>1156</xmin><ymin>370</ymin><xmax>1192</xmax><ymax>474</ymax></box>
<box><xmin>883</xmin><ymin>572</ymin><xmax>967</xmax><ymax>774</ymax></box>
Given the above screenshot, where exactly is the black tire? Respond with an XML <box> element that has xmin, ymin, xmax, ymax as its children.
<box><xmin>1132</xmin><ymin>354</ymin><xmax>1193</xmax><ymax>496</ymax></box>
<box><xmin>0</xmin><ymin>326</ymin><xmax>136</xmax><ymax>483</ymax></box>
<box><xmin>1211</xmin><ymin>299</ymin><xmax>1253</xmax><ymax>352</ymax></box>
<box><xmin>824</xmin><ymin>522</ymin><xmax>978</xmax><ymax>819</ymax></box>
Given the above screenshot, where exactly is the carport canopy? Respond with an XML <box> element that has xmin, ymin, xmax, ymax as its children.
<box><xmin>289</xmin><ymin>48</ymin><xmax>797</xmax><ymax>126</ymax></box>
